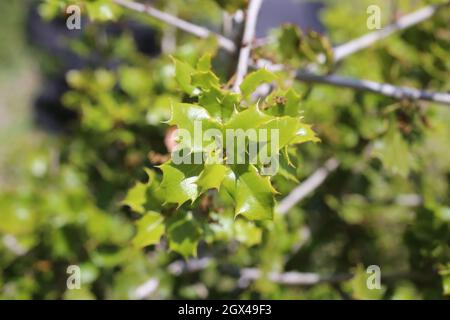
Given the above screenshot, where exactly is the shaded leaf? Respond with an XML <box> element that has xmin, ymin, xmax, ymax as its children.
<box><xmin>166</xmin><ymin>212</ymin><xmax>202</xmax><ymax>258</ymax></box>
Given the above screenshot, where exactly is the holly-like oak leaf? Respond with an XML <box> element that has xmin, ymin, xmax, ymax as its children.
<box><xmin>166</xmin><ymin>212</ymin><xmax>202</xmax><ymax>258</ymax></box>
<box><xmin>159</xmin><ymin>161</ymin><xmax>204</xmax><ymax>207</ymax></box>
<box><xmin>231</xmin><ymin>164</ymin><xmax>277</xmax><ymax>220</ymax></box>
<box><xmin>132</xmin><ymin>211</ymin><xmax>165</xmax><ymax>248</ymax></box>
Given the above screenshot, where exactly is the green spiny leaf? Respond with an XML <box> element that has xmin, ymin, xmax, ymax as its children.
<box><xmin>234</xmin><ymin>219</ymin><xmax>263</xmax><ymax>246</ymax></box>
<box><xmin>132</xmin><ymin>211</ymin><xmax>165</xmax><ymax>248</ymax></box>
<box><xmin>159</xmin><ymin>161</ymin><xmax>204</xmax><ymax>207</ymax></box>
<box><xmin>240</xmin><ymin>69</ymin><xmax>277</xmax><ymax>98</ymax></box>
<box><xmin>233</xmin><ymin>164</ymin><xmax>276</xmax><ymax>220</ymax></box>
<box><xmin>191</xmin><ymin>71</ymin><xmax>220</xmax><ymax>91</ymax></box>
<box><xmin>166</xmin><ymin>212</ymin><xmax>202</xmax><ymax>258</ymax></box>
<box><xmin>197</xmin><ymin>53</ymin><xmax>212</xmax><ymax>71</ymax></box>
<box><xmin>122</xmin><ymin>182</ymin><xmax>147</xmax><ymax>214</ymax></box>
<box><xmin>197</xmin><ymin>164</ymin><xmax>228</xmax><ymax>192</ymax></box>
<box><xmin>168</xmin><ymin>103</ymin><xmax>221</xmax><ymax>151</ymax></box>
<box><xmin>225</xmin><ymin>104</ymin><xmax>273</xmax><ymax>131</ymax></box>
<box><xmin>172</xmin><ymin>57</ymin><xmax>197</xmax><ymax>95</ymax></box>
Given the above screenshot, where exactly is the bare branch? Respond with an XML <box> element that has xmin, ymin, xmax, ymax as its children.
<box><xmin>168</xmin><ymin>257</ymin><xmax>212</xmax><ymax>275</ymax></box>
<box><xmin>166</xmin><ymin>257</ymin><xmax>424</xmax><ymax>287</ymax></box>
<box><xmin>239</xmin><ymin>268</ymin><xmax>350</xmax><ymax>287</ymax></box>
<box><xmin>166</xmin><ymin>257</ymin><xmax>352</xmax><ymax>286</ymax></box>
<box><xmin>113</xmin><ymin>0</ymin><xmax>236</xmax><ymax>53</ymax></box>
<box><xmin>113</xmin><ymin>0</ymin><xmax>450</xmax><ymax>106</ymax></box>
<box><xmin>277</xmin><ymin>158</ymin><xmax>340</xmax><ymax>215</ymax></box>
<box><xmin>395</xmin><ymin>194</ymin><xmax>422</xmax><ymax>207</ymax></box>
<box><xmin>253</xmin><ymin>4</ymin><xmax>447</xmax><ymax>64</ymax></box>
<box><xmin>294</xmin><ymin>71</ymin><xmax>450</xmax><ymax>106</ymax></box>
<box><xmin>232</xmin><ymin>0</ymin><xmax>263</xmax><ymax>92</ymax></box>
<box><xmin>334</xmin><ymin>4</ymin><xmax>445</xmax><ymax>62</ymax></box>
<box><xmin>134</xmin><ymin>278</ymin><xmax>159</xmax><ymax>299</ymax></box>
<box><xmin>239</xmin><ymin>268</ymin><xmax>425</xmax><ymax>287</ymax></box>
<box><xmin>254</xmin><ymin>59</ymin><xmax>450</xmax><ymax>105</ymax></box>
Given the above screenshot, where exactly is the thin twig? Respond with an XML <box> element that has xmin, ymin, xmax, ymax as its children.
<box><xmin>165</xmin><ymin>257</ymin><xmax>426</xmax><ymax>287</ymax></box>
<box><xmin>113</xmin><ymin>0</ymin><xmax>236</xmax><ymax>53</ymax></box>
<box><xmin>277</xmin><ymin>158</ymin><xmax>340</xmax><ymax>215</ymax></box>
<box><xmin>333</xmin><ymin>3</ymin><xmax>446</xmax><ymax>62</ymax></box>
<box><xmin>254</xmin><ymin>59</ymin><xmax>450</xmax><ymax>105</ymax></box>
<box><xmin>294</xmin><ymin>71</ymin><xmax>450</xmax><ymax>106</ymax></box>
<box><xmin>239</xmin><ymin>268</ymin><xmax>429</xmax><ymax>287</ymax></box>
<box><xmin>168</xmin><ymin>257</ymin><xmax>212</xmax><ymax>275</ymax></box>
<box><xmin>239</xmin><ymin>268</ymin><xmax>351</xmax><ymax>287</ymax></box>
<box><xmin>232</xmin><ymin>0</ymin><xmax>263</xmax><ymax>92</ymax></box>
<box><xmin>134</xmin><ymin>278</ymin><xmax>159</xmax><ymax>299</ymax></box>
<box><xmin>114</xmin><ymin>0</ymin><xmax>450</xmax><ymax>106</ymax></box>
<box><xmin>253</xmin><ymin>4</ymin><xmax>447</xmax><ymax>65</ymax></box>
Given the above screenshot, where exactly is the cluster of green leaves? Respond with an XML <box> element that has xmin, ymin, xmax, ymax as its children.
<box><xmin>122</xmin><ymin>56</ymin><xmax>318</xmax><ymax>257</ymax></box>
<box><xmin>1</xmin><ymin>0</ymin><xmax>449</xmax><ymax>300</ymax></box>
<box><xmin>0</xmin><ymin>150</ymin><xmax>142</xmax><ymax>299</ymax></box>
<box><xmin>262</xmin><ymin>24</ymin><xmax>334</xmax><ymax>72</ymax></box>
<box><xmin>295</xmin><ymin>0</ymin><xmax>450</xmax><ymax>298</ymax></box>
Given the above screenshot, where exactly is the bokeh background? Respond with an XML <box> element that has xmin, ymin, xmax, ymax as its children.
<box><xmin>0</xmin><ymin>0</ymin><xmax>449</xmax><ymax>299</ymax></box>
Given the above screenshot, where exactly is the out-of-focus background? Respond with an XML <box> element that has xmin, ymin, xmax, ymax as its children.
<box><xmin>0</xmin><ymin>0</ymin><xmax>449</xmax><ymax>299</ymax></box>
<box><xmin>0</xmin><ymin>1</ymin><xmax>38</xmax><ymax>185</ymax></box>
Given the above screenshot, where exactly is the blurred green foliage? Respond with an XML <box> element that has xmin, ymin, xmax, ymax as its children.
<box><xmin>0</xmin><ymin>0</ymin><xmax>449</xmax><ymax>299</ymax></box>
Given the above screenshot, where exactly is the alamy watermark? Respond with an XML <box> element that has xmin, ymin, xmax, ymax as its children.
<box><xmin>66</xmin><ymin>265</ymin><xmax>81</xmax><ymax>290</ymax></box>
<box><xmin>367</xmin><ymin>5</ymin><xmax>382</xmax><ymax>30</ymax></box>
<box><xmin>172</xmin><ymin>121</ymin><xmax>281</xmax><ymax>176</ymax></box>
<box><xmin>366</xmin><ymin>265</ymin><xmax>381</xmax><ymax>290</ymax></box>
<box><xmin>66</xmin><ymin>5</ymin><xmax>82</xmax><ymax>30</ymax></box>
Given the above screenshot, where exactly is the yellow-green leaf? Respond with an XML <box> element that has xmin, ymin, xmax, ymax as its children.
<box><xmin>240</xmin><ymin>69</ymin><xmax>277</xmax><ymax>98</ymax></box>
<box><xmin>132</xmin><ymin>211</ymin><xmax>165</xmax><ymax>248</ymax></box>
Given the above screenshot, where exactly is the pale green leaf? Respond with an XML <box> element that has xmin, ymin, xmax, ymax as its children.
<box><xmin>172</xmin><ymin>58</ymin><xmax>197</xmax><ymax>95</ymax></box>
<box><xmin>159</xmin><ymin>162</ymin><xmax>204</xmax><ymax>207</ymax></box>
<box><xmin>197</xmin><ymin>164</ymin><xmax>228</xmax><ymax>192</ymax></box>
<box><xmin>240</xmin><ymin>69</ymin><xmax>277</xmax><ymax>98</ymax></box>
<box><xmin>225</xmin><ymin>104</ymin><xmax>273</xmax><ymax>131</ymax></box>
<box><xmin>122</xmin><ymin>182</ymin><xmax>147</xmax><ymax>214</ymax></box>
<box><xmin>168</xmin><ymin>103</ymin><xmax>221</xmax><ymax>151</ymax></box>
<box><xmin>132</xmin><ymin>211</ymin><xmax>165</xmax><ymax>248</ymax></box>
<box><xmin>233</xmin><ymin>164</ymin><xmax>276</xmax><ymax>220</ymax></box>
<box><xmin>234</xmin><ymin>219</ymin><xmax>262</xmax><ymax>246</ymax></box>
<box><xmin>197</xmin><ymin>53</ymin><xmax>212</xmax><ymax>71</ymax></box>
<box><xmin>191</xmin><ymin>71</ymin><xmax>220</xmax><ymax>91</ymax></box>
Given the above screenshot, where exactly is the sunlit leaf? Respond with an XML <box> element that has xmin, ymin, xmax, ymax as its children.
<box><xmin>240</xmin><ymin>69</ymin><xmax>277</xmax><ymax>98</ymax></box>
<box><xmin>132</xmin><ymin>211</ymin><xmax>165</xmax><ymax>248</ymax></box>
